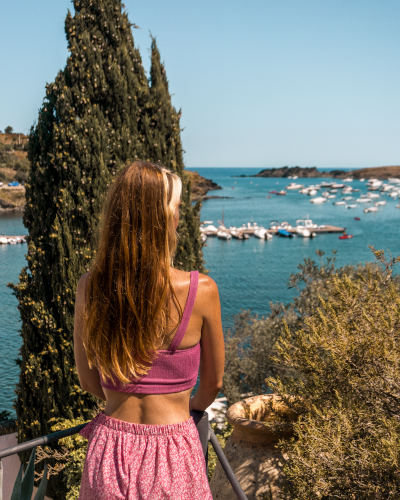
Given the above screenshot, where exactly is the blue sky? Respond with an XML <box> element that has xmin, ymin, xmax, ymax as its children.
<box><xmin>1</xmin><ymin>0</ymin><xmax>399</xmax><ymax>169</ymax></box>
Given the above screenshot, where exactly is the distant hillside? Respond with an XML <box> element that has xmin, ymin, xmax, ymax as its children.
<box><xmin>0</xmin><ymin>133</ymin><xmax>30</xmax><ymax>184</ymax></box>
<box><xmin>347</xmin><ymin>166</ymin><xmax>400</xmax><ymax>180</ymax></box>
<box><xmin>237</xmin><ymin>165</ymin><xmax>400</xmax><ymax>180</ymax></box>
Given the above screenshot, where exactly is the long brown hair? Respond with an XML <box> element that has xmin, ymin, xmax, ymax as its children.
<box><xmin>83</xmin><ymin>161</ymin><xmax>182</xmax><ymax>384</ymax></box>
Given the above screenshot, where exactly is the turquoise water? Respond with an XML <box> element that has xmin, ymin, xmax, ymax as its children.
<box><xmin>1</xmin><ymin>168</ymin><xmax>399</xmax><ymax>415</ymax></box>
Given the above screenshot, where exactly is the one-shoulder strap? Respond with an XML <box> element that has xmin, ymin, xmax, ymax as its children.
<box><xmin>168</xmin><ymin>271</ymin><xmax>199</xmax><ymax>353</ymax></box>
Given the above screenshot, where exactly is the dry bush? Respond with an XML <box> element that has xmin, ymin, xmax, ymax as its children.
<box><xmin>267</xmin><ymin>249</ymin><xmax>400</xmax><ymax>499</ymax></box>
<box><xmin>222</xmin><ymin>250</ymin><xmax>378</xmax><ymax>406</ymax></box>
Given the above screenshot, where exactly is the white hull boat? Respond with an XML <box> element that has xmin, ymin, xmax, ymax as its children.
<box><xmin>364</xmin><ymin>207</ymin><xmax>378</xmax><ymax>213</ymax></box>
<box><xmin>333</xmin><ymin>201</ymin><xmax>346</xmax><ymax>205</ymax></box>
<box><xmin>310</xmin><ymin>197</ymin><xmax>327</xmax><ymax>204</ymax></box>
<box><xmin>217</xmin><ymin>231</ymin><xmax>232</xmax><ymax>240</ymax></box>
<box><xmin>286</xmin><ymin>183</ymin><xmax>304</xmax><ymax>190</ymax></box>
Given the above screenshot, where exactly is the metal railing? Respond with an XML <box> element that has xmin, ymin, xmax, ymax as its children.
<box><xmin>0</xmin><ymin>410</ymin><xmax>247</xmax><ymax>500</ymax></box>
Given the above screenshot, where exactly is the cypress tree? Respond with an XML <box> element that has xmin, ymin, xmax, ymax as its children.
<box><xmin>10</xmin><ymin>1</ymin><xmax>203</xmax><ymax>495</ymax></box>
<box><xmin>141</xmin><ymin>38</ymin><xmax>204</xmax><ymax>271</ymax></box>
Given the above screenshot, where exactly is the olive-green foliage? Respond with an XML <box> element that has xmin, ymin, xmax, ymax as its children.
<box><xmin>267</xmin><ymin>249</ymin><xmax>400</xmax><ymax>499</ymax></box>
<box><xmin>47</xmin><ymin>418</ymin><xmax>90</xmax><ymax>500</ymax></box>
<box><xmin>143</xmin><ymin>37</ymin><xmax>204</xmax><ymax>270</ymax></box>
<box><xmin>208</xmin><ymin>421</ymin><xmax>233</xmax><ymax>480</ymax></box>
<box><xmin>9</xmin><ymin>1</ymin><xmax>203</xmax><ymax>498</ymax></box>
<box><xmin>0</xmin><ymin>170</ymin><xmax>13</xmax><ymax>183</ymax></box>
<box><xmin>222</xmin><ymin>250</ymin><xmax>374</xmax><ymax>406</ymax></box>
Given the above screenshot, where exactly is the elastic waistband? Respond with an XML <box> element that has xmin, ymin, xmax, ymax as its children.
<box><xmin>93</xmin><ymin>411</ymin><xmax>195</xmax><ymax>436</ymax></box>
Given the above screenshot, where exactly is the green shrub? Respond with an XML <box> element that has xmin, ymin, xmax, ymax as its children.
<box><xmin>0</xmin><ymin>170</ymin><xmax>13</xmax><ymax>182</ymax></box>
<box><xmin>267</xmin><ymin>249</ymin><xmax>400</xmax><ymax>499</ymax></box>
<box><xmin>15</xmin><ymin>171</ymin><xmax>28</xmax><ymax>183</ymax></box>
<box><xmin>35</xmin><ymin>417</ymin><xmax>90</xmax><ymax>500</ymax></box>
<box><xmin>208</xmin><ymin>421</ymin><xmax>233</xmax><ymax>480</ymax></box>
<box><xmin>222</xmin><ymin>250</ymin><xmax>377</xmax><ymax>406</ymax></box>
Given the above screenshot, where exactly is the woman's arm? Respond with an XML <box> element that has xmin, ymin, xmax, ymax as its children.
<box><xmin>74</xmin><ymin>274</ymin><xmax>106</xmax><ymax>401</ymax></box>
<box><xmin>189</xmin><ymin>275</ymin><xmax>225</xmax><ymax>412</ymax></box>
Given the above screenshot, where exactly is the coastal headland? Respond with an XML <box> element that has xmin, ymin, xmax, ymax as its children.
<box><xmin>186</xmin><ymin>170</ymin><xmax>223</xmax><ymax>200</ymax></box>
<box><xmin>234</xmin><ymin>165</ymin><xmax>400</xmax><ymax>179</ymax></box>
<box><xmin>0</xmin><ymin>164</ymin><xmax>223</xmax><ymax>212</ymax></box>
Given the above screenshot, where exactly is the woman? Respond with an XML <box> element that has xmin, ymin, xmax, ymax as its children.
<box><xmin>74</xmin><ymin>161</ymin><xmax>224</xmax><ymax>499</ymax></box>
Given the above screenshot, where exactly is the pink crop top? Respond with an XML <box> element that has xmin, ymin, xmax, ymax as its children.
<box><xmin>99</xmin><ymin>271</ymin><xmax>201</xmax><ymax>394</ymax></box>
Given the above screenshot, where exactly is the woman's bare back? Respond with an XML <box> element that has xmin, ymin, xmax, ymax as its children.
<box><xmin>74</xmin><ymin>267</ymin><xmax>224</xmax><ymax>425</ymax></box>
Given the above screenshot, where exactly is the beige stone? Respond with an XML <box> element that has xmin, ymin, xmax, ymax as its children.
<box><xmin>210</xmin><ymin>394</ymin><xmax>294</xmax><ymax>500</ymax></box>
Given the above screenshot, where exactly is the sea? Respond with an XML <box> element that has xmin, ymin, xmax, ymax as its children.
<box><xmin>1</xmin><ymin>167</ymin><xmax>399</xmax><ymax>416</ymax></box>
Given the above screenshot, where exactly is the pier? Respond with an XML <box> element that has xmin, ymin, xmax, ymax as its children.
<box><xmin>200</xmin><ymin>222</ymin><xmax>345</xmax><ymax>238</ymax></box>
<box><xmin>0</xmin><ymin>235</ymin><xmax>27</xmax><ymax>244</ymax></box>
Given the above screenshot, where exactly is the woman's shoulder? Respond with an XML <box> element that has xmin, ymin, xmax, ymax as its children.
<box><xmin>172</xmin><ymin>269</ymin><xmax>218</xmax><ymax>292</ymax></box>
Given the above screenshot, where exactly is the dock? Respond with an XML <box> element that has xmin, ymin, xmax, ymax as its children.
<box><xmin>0</xmin><ymin>235</ymin><xmax>27</xmax><ymax>244</ymax></box>
<box><xmin>201</xmin><ymin>224</ymin><xmax>345</xmax><ymax>237</ymax></box>
<box><xmin>268</xmin><ymin>224</ymin><xmax>345</xmax><ymax>235</ymax></box>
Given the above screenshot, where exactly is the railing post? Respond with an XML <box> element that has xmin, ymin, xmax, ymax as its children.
<box><xmin>190</xmin><ymin>409</ymin><xmax>209</xmax><ymax>474</ymax></box>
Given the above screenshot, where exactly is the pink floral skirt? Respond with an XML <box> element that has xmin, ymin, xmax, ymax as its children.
<box><xmin>78</xmin><ymin>412</ymin><xmax>213</xmax><ymax>500</ymax></box>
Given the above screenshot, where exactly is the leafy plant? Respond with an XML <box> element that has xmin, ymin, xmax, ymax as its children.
<box><xmin>10</xmin><ymin>447</ymin><xmax>48</xmax><ymax>500</ymax></box>
<box><xmin>222</xmin><ymin>250</ymin><xmax>379</xmax><ymax>406</ymax></box>
<box><xmin>208</xmin><ymin>421</ymin><xmax>233</xmax><ymax>480</ymax></box>
<box><xmin>267</xmin><ymin>248</ymin><xmax>400</xmax><ymax>499</ymax></box>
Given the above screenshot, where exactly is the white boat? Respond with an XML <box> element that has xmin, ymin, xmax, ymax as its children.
<box><xmin>367</xmin><ymin>193</ymin><xmax>380</xmax><ymax>199</ymax></box>
<box><xmin>333</xmin><ymin>201</ymin><xmax>346</xmax><ymax>206</ymax></box>
<box><xmin>286</xmin><ymin>183</ymin><xmax>304</xmax><ymax>190</ymax></box>
<box><xmin>356</xmin><ymin>198</ymin><xmax>370</xmax><ymax>203</ymax></box>
<box><xmin>296</xmin><ymin>228</ymin><xmax>311</xmax><ymax>237</ymax></box>
<box><xmin>201</xmin><ymin>224</ymin><xmax>218</xmax><ymax>234</ymax></box>
<box><xmin>254</xmin><ymin>228</ymin><xmax>268</xmax><ymax>239</ymax></box>
<box><xmin>296</xmin><ymin>219</ymin><xmax>318</xmax><ymax>230</ymax></box>
<box><xmin>307</xmin><ymin>189</ymin><xmax>318</xmax><ymax>196</ymax></box>
<box><xmin>389</xmin><ymin>191</ymin><xmax>399</xmax><ymax>198</ymax></box>
<box><xmin>359</xmin><ymin>178</ymin><xmax>365</xmax><ymax>182</ymax></box>
<box><xmin>343</xmin><ymin>177</ymin><xmax>353</xmax><ymax>182</ymax></box>
<box><xmin>364</xmin><ymin>206</ymin><xmax>378</xmax><ymax>213</ymax></box>
<box><xmin>329</xmin><ymin>189</ymin><xmax>338</xmax><ymax>193</ymax></box>
<box><xmin>322</xmin><ymin>192</ymin><xmax>330</xmax><ymax>198</ymax></box>
<box><xmin>0</xmin><ymin>237</ymin><xmax>8</xmax><ymax>244</ymax></box>
<box><xmin>332</xmin><ymin>183</ymin><xmax>345</xmax><ymax>189</ymax></box>
<box><xmin>342</xmin><ymin>196</ymin><xmax>353</xmax><ymax>201</ymax></box>
<box><xmin>328</xmin><ymin>195</ymin><xmax>336</xmax><ymax>199</ymax></box>
<box><xmin>8</xmin><ymin>239</ymin><xmax>17</xmax><ymax>244</ymax></box>
<box><xmin>201</xmin><ymin>234</ymin><xmax>208</xmax><ymax>243</ymax></box>
<box><xmin>202</xmin><ymin>220</ymin><xmax>213</xmax><ymax>225</ymax></box>
<box><xmin>217</xmin><ymin>231</ymin><xmax>232</xmax><ymax>240</ymax></box>
<box><xmin>375</xmin><ymin>200</ymin><xmax>386</xmax><ymax>206</ymax></box>
<box><xmin>310</xmin><ymin>197</ymin><xmax>327</xmax><ymax>204</ymax></box>
<box><xmin>388</xmin><ymin>178</ymin><xmax>400</xmax><ymax>183</ymax></box>
<box><xmin>346</xmin><ymin>204</ymin><xmax>358</xmax><ymax>209</ymax></box>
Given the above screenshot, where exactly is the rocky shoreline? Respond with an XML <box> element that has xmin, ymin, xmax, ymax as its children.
<box><xmin>0</xmin><ymin>171</ymin><xmax>222</xmax><ymax>213</ymax></box>
<box><xmin>186</xmin><ymin>170</ymin><xmax>222</xmax><ymax>200</ymax></box>
<box><xmin>233</xmin><ymin>165</ymin><xmax>400</xmax><ymax>180</ymax></box>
